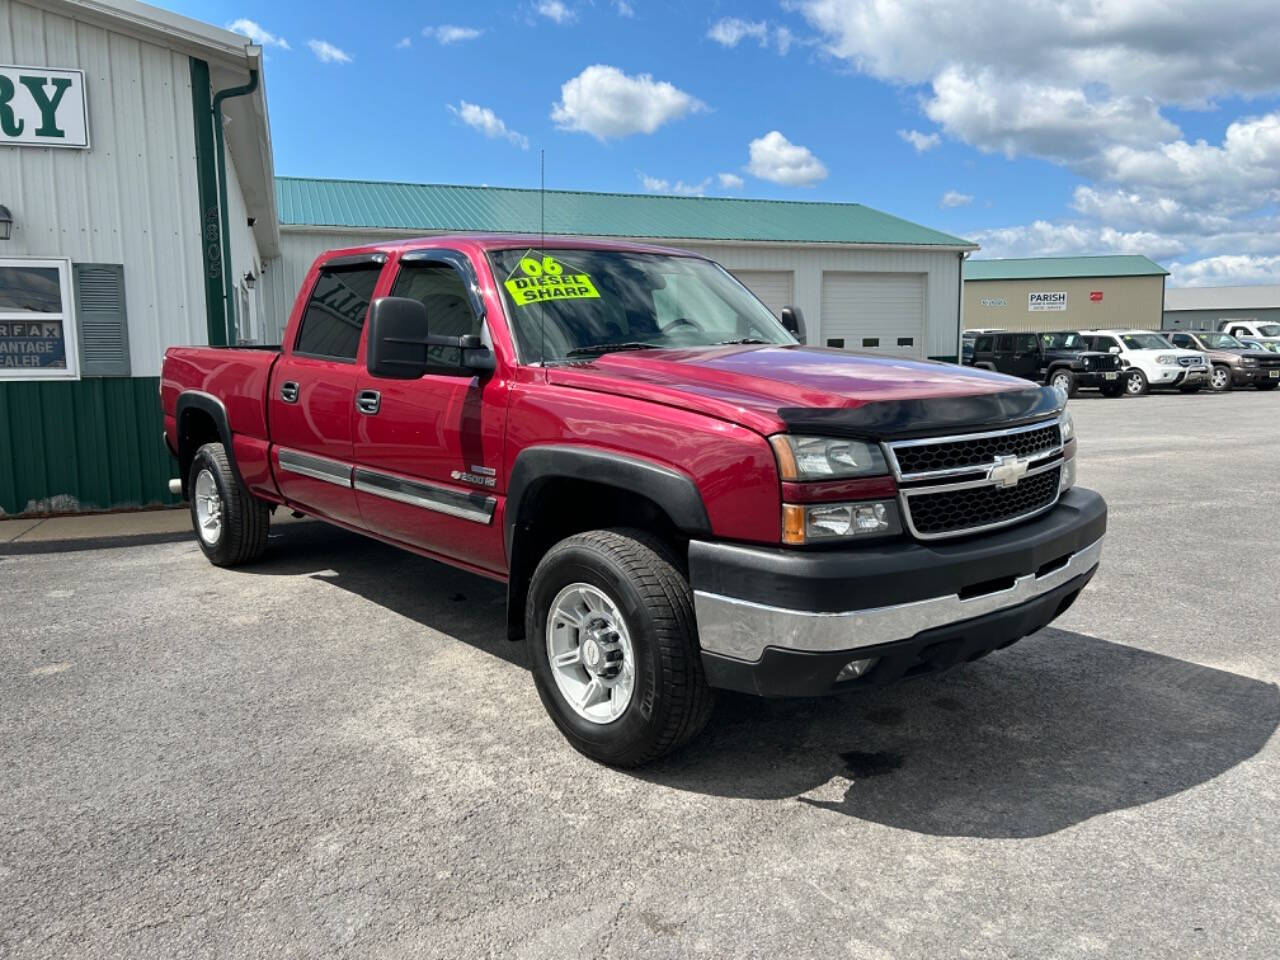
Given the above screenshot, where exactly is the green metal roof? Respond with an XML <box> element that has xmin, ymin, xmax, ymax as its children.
<box><xmin>274</xmin><ymin>176</ymin><xmax>976</xmax><ymax>248</ymax></box>
<box><xmin>965</xmin><ymin>255</ymin><xmax>1168</xmax><ymax>281</ymax></box>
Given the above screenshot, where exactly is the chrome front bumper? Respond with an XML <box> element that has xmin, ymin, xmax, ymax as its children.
<box><xmin>694</xmin><ymin>536</ymin><xmax>1104</xmax><ymax>664</ymax></box>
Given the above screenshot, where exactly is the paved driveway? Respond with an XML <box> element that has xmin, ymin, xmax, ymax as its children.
<box><xmin>3</xmin><ymin>392</ymin><xmax>1277</xmax><ymax>958</ymax></box>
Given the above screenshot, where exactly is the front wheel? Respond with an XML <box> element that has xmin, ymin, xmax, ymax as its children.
<box><xmin>1049</xmin><ymin>369</ymin><xmax>1077</xmax><ymax>398</ymax></box>
<box><xmin>526</xmin><ymin>529</ymin><xmax>714</xmax><ymax>767</ymax></box>
<box><xmin>187</xmin><ymin>442</ymin><xmax>270</xmax><ymax>566</ymax></box>
<box><xmin>1124</xmin><ymin>369</ymin><xmax>1149</xmax><ymax>396</ymax></box>
<box><xmin>1099</xmin><ymin>380</ymin><xmax>1125</xmax><ymax>397</ymax></box>
<box><xmin>1257</xmin><ymin>380</ymin><xmax>1279</xmax><ymax>391</ymax></box>
<box><xmin>1209</xmin><ymin>365</ymin><xmax>1232</xmax><ymax>392</ymax></box>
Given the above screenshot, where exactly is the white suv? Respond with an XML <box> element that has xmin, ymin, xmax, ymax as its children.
<box><xmin>1217</xmin><ymin>319</ymin><xmax>1280</xmax><ymax>348</ymax></box>
<box><xmin>1080</xmin><ymin>329</ymin><xmax>1209</xmax><ymax>396</ymax></box>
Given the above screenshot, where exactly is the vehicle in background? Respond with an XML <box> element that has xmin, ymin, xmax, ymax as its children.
<box><xmin>1217</xmin><ymin>320</ymin><xmax>1280</xmax><ymax>348</ymax></box>
<box><xmin>961</xmin><ymin>333</ymin><xmax>975</xmax><ymax>365</ymax></box>
<box><xmin>1238</xmin><ymin>337</ymin><xmax>1280</xmax><ymax>355</ymax></box>
<box><xmin>161</xmin><ymin>235</ymin><xmax>1106</xmax><ymax>766</ymax></box>
<box><xmin>1080</xmin><ymin>330</ymin><xmax>1209</xmax><ymax>396</ymax></box>
<box><xmin>964</xmin><ymin>328</ymin><xmax>1005</xmax><ymax>335</ymax></box>
<box><xmin>1162</xmin><ymin>330</ymin><xmax>1280</xmax><ymax>392</ymax></box>
<box><xmin>966</xmin><ymin>330</ymin><xmax>1124</xmax><ymax>397</ymax></box>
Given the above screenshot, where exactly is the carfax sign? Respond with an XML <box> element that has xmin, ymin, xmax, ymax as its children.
<box><xmin>0</xmin><ymin>66</ymin><xmax>89</xmax><ymax>149</ymax></box>
<box><xmin>1028</xmin><ymin>291</ymin><xmax>1068</xmax><ymax>312</ymax></box>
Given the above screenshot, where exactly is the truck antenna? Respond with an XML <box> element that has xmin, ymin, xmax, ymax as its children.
<box><xmin>540</xmin><ymin>148</ymin><xmax>546</xmax><ymax>367</ymax></box>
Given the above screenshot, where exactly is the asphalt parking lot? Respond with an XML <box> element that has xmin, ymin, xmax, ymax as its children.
<box><xmin>3</xmin><ymin>391</ymin><xmax>1278</xmax><ymax>959</ymax></box>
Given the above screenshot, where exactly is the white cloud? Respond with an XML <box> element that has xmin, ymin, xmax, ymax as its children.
<box><xmin>1168</xmin><ymin>255</ymin><xmax>1280</xmax><ymax>287</ymax></box>
<box><xmin>708</xmin><ymin>18</ymin><xmax>768</xmax><ymax>47</ymax></box>
<box><xmin>227</xmin><ymin>19</ymin><xmax>289</xmax><ymax>50</ymax></box>
<box><xmin>395</xmin><ymin>37</ymin><xmax>412</xmax><ymax>50</ymax></box>
<box><xmin>307</xmin><ymin>39</ymin><xmax>352</xmax><ymax>64</ymax></box>
<box><xmin>615</xmin><ymin>1</ymin><xmax>635</xmax><ymax>17</ymax></box>
<box><xmin>718</xmin><ymin>172</ymin><xmax>745</xmax><ymax>190</ymax></box>
<box><xmin>773</xmin><ymin>26</ymin><xmax>795</xmax><ymax>55</ymax></box>
<box><xmin>536</xmin><ymin>1</ymin><xmax>576</xmax><ymax>24</ymax></box>
<box><xmin>898</xmin><ymin>129</ymin><xmax>940</xmax><ymax>153</ymax></box>
<box><xmin>448</xmin><ymin>102</ymin><xmax>529</xmax><ymax>149</ymax></box>
<box><xmin>746</xmin><ymin>130</ymin><xmax>828</xmax><ymax>186</ymax></box>
<box><xmin>551</xmin><ymin>65</ymin><xmax>705</xmax><ymax>139</ymax></box>
<box><xmin>638</xmin><ymin>172</ymin><xmax>709</xmax><ymax>196</ymax></box>
<box><xmin>425</xmin><ymin>25</ymin><xmax>484</xmax><ymax>44</ymax></box>
<box><xmin>971</xmin><ymin>220</ymin><xmax>1188</xmax><ymax>262</ymax></box>
<box><xmin>941</xmin><ymin>190</ymin><xmax>972</xmax><ymax>208</ymax></box>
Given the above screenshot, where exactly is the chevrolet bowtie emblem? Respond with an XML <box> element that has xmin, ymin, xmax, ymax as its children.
<box><xmin>988</xmin><ymin>454</ymin><xmax>1030</xmax><ymax>488</ymax></box>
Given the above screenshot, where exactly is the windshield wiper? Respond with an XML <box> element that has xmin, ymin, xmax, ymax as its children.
<box><xmin>564</xmin><ymin>342</ymin><xmax>659</xmax><ymax>357</ymax></box>
<box><xmin>716</xmin><ymin>337</ymin><xmax>772</xmax><ymax>345</ymax></box>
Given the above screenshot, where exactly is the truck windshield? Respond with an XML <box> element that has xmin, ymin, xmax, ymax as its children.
<box><xmin>1200</xmin><ymin>333</ymin><xmax>1243</xmax><ymax>348</ymax></box>
<box><xmin>487</xmin><ymin>248</ymin><xmax>795</xmax><ymax>362</ymax></box>
<box><xmin>1257</xmin><ymin>323</ymin><xmax>1280</xmax><ymax>337</ymax></box>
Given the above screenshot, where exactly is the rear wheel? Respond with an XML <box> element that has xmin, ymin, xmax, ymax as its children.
<box><xmin>1209</xmin><ymin>365</ymin><xmax>1232</xmax><ymax>392</ymax></box>
<box><xmin>526</xmin><ymin>528</ymin><xmax>714</xmax><ymax>767</ymax></box>
<box><xmin>1049</xmin><ymin>369</ymin><xmax>1077</xmax><ymax>398</ymax></box>
<box><xmin>187</xmin><ymin>442</ymin><xmax>270</xmax><ymax>566</ymax></box>
<box><xmin>1124</xmin><ymin>369</ymin><xmax>1149</xmax><ymax>396</ymax></box>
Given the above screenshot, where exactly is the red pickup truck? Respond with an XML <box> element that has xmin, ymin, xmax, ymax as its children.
<box><xmin>162</xmin><ymin>235</ymin><xmax>1106</xmax><ymax>766</ymax></box>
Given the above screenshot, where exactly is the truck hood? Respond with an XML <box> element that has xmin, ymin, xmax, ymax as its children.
<box><xmin>548</xmin><ymin>344</ymin><xmax>1058</xmax><ymax>438</ymax></box>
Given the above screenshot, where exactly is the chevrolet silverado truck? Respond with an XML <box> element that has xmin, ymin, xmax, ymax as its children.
<box><xmin>966</xmin><ymin>330</ymin><xmax>1124</xmax><ymax>397</ymax></box>
<box><xmin>161</xmin><ymin>235</ymin><xmax>1107</xmax><ymax>766</ymax></box>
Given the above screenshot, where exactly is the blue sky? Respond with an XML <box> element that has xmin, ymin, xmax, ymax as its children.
<box><xmin>170</xmin><ymin>1</ymin><xmax>1280</xmax><ymax>286</ymax></box>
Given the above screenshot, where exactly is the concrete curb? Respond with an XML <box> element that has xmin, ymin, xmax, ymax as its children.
<box><xmin>0</xmin><ymin>530</ymin><xmax>195</xmax><ymax>556</ymax></box>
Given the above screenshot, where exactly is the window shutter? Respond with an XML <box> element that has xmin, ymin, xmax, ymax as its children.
<box><xmin>73</xmin><ymin>263</ymin><xmax>131</xmax><ymax>376</ymax></box>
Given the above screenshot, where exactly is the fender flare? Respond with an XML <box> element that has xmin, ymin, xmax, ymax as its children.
<box><xmin>175</xmin><ymin>390</ymin><xmax>238</xmax><ymax>497</ymax></box>
<box><xmin>504</xmin><ymin>445</ymin><xmax>711</xmax><ymax>555</ymax></box>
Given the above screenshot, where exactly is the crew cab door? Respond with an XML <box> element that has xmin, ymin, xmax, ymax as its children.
<box><xmin>1009</xmin><ymin>332</ymin><xmax>1041</xmax><ymax>381</ymax></box>
<box><xmin>352</xmin><ymin>251</ymin><xmax>508</xmax><ymax>574</ymax></box>
<box><xmin>268</xmin><ymin>255</ymin><xmax>386</xmax><ymax>527</ymax></box>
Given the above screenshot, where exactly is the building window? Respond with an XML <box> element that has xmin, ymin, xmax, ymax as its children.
<box><xmin>0</xmin><ymin>258</ymin><xmax>79</xmax><ymax>380</ymax></box>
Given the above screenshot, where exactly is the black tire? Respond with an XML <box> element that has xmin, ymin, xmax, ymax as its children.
<box><xmin>1257</xmin><ymin>380</ymin><xmax>1279</xmax><ymax>391</ymax></box>
<box><xmin>1099</xmin><ymin>380</ymin><xmax>1124</xmax><ymax>398</ymax></box>
<box><xmin>1124</xmin><ymin>368</ymin><xmax>1149</xmax><ymax>396</ymax></box>
<box><xmin>1179</xmin><ymin>383</ymin><xmax>1202</xmax><ymax>394</ymax></box>
<box><xmin>525</xmin><ymin>528</ymin><xmax>714</xmax><ymax>767</ymax></box>
<box><xmin>1209</xmin><ymin>365</ymin><xmax>1233</xmax><ymax>393</ymax></box>
<box><xmin>187</xmin><ymin>442</ymin><xmax>270</xmax><ymax>567</ymax></box>
<box><xmin>1048</xmin><ymin>368</ymin><xmax>1077</xmax><ymax>398</ymax></box>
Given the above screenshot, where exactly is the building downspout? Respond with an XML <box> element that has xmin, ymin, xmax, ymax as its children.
<box><xmin>212</xmin><ymin>69</ymin><xmax>258</xmax><ymax>346</ymax></box>
<box><xmin>956</xmin><ymin>251</ymin><xmax>968</xmax><ymax>362</ymax></box>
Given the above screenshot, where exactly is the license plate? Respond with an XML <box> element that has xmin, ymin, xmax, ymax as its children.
<box><xmin>1104</xmin><ymin>372</ymin><xmax>1118</xmax><ymax>380</ymax></box>
<box><xmin>1270</xmin><ymin>370</ymin><xmax>1279</xmax><ymax>379</ymax></box>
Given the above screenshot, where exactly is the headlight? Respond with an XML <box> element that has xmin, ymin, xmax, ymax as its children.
<box><xmin>770</xmin><ymin>435</ymin><xmax>888</xmax><ymax>480</ymax></box>
<box><xmin>1243</xmin><ymin>356</ymin><xmax>1258</xmax><ymax>366</ymax></box>
<box><xmin>1081</xmin><ymin>357</ymin><xmax>1090</xmax><ymax>368</ymax></box>
<box><xmin>1157</xmin><ymin>354</ymin><xmax>1178</xmax><ymax>365</ymax></box>
<box><xmin>1060</xmin><ymin>410</ymin><xmax>1075</xmax><ymax>444</ymax></box>
<box><xmin>782</xmin><ymin>500</ymin><xmax>901</xmax><ymax>544</ymax></box>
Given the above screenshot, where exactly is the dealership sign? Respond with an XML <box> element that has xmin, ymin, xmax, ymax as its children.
<box><xmin>980</xmin><ymin>297</ymin><xmax>1008</xmax><ymax>307</ymax></box>
<box><xmin>1029</xmin><ymin>291</ymin><xmax>1067</xmax><ymax>312</ymax></box>
<box><xmin>0</xmin><ymin>66</ymin><xmax>88</xmax><ymax>149</ymax></box>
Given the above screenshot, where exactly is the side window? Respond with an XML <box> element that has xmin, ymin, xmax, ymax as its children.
<box><xmin>1015</xmin><ymin>334</ymin><xmax>1038</xmax><ymax>352</ymax></box>
<box><xmin>1173</xmin><ymin>334</ymin><xmax>1193</xmax><ymax>349</ymax></box>
<box><xmin>973</xmin><ymin>335</ymin><xmax>993</xmax><ymax>352</ymax></box>
<box><xmin>390</xmin><ymin>262</ymin><xmax>481</xmax><ymax>367</ymax></box>
<box><xmin>295</xmin><ymin>264</ymin><xmax>382</xmax><ymax>360</ymax></box>
<box><xmin>996</xmin><ymin>334</ymin><xmax>1014</xmax><ymax>351</ymax></box>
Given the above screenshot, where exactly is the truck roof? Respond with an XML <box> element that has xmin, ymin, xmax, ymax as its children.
<box><xmin>314</xmin><ymin>233</ymin><xmax>711</xmax><ymax>263</ymax></box>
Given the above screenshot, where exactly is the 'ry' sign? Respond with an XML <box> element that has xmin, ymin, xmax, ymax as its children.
<box><xmin>0</xmin><ymin>66</ymin><xmax>88</xmax><ymax>149</ymax></box>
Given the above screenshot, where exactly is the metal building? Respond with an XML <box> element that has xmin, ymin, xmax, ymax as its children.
<box><xmin>0</xmin><ymin>0</ymin><xmax>275</xmax><ymax>516</ymax></box>
<box><xmin>964</xmin><ymin>256</ymin><xmax>1168</xmax><ymax>333</ymax></box>
<box><xmin>264</xmin><ymin>178</ymin><xmax>977</xmax><ymax>364</ymax></box>
<box><xmin>1162</xmin><ymin>285</ymin><xmax>1280</xmax><ymax>331</ymax></box>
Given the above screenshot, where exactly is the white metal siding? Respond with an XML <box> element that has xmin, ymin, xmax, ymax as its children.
<box><xmin>729</xmin><ymin>270</ymin><xmax>793</xmax><ymax>318</ymax></box>
<box><xmin>820</xmin><ymin>273</ymin><xmax>926</xmax><ymax>358</ymax></box>
<box><xmin>266</xmin><ymin>230</ymin><xmax>964</xmax><ymax>358</ymax></box>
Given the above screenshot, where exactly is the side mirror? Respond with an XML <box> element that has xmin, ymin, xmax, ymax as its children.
<box><xmin>780</xmin><ymin>306</ymin><xmax>806</xmax><ymax>343</ymax></box>
<box><xmin>1109</xmin><ymin>346</ymin><xmax>1121</xmax><ymax>354</ymax></box>
<box><xmin>367</xmin><ymin>297</ymin><xmax>496</xmax><ymax>379</ymax></box>
<box><xmin>368</xmin><ymin>297</ymin><xmax>430</xmax><ymax>379</ymax></box>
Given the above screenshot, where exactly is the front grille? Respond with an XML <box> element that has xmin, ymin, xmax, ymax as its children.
<box><xmin>1092</xmin><ymin>354</ymin><xmax>1121</xmax><ymax>371</ymax></box>
<box><xmin>905</xmin><ymin>467</ymin><xmax>1061</xmax><ymax>537</ymax></box>
<box><xmin>893</xmin><ymin>423</ymin><xmax>1060</xmax><ymax>477</ymax></box>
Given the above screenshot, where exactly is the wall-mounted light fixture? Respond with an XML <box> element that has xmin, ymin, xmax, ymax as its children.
<box><xmin>243</xmin><ymin>271</ymin><xmax>256</xmax><ymax>290</ymax></box>
<box><xmin>0</xmin><ymin>205</ymin><xmax>13</xmax><ymax>241</ymax></box>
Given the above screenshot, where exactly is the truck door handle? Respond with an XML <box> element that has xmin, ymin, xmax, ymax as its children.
<box><xmin>356</xmin><ymin>390</ymin><xmax>381</xmax><ymax>415</ymax></box>
<box><xmin>280</xmin><ymin>381</ymin><xmax>299</xmax><ymax>404</ymax></box>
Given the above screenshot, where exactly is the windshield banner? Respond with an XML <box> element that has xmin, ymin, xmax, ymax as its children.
<box><xmin>503</xmin><ymin>252</ymin><xmax>600</xmax><ymax>307</ymax></box>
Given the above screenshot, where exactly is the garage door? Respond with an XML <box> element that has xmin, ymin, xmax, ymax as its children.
<box><xmin>730</xmin><ymin>270</ymin><xmax>793</xmax><ymax>319</ymax></box>
<box><xmin>820</xmin><ymin>272</ymin><xmax>926</xmax><ymax>358</ymax></box>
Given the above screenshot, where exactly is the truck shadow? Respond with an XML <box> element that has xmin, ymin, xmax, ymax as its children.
<box><xmin>244</xmin><ymin>522</ymin><xmax>1277</xmax><ymax>840</ymax></box>
<box><xmin>637</xmin><ymin>629</ymin><xmax>1279</xmax><ymax>838</ymax></box>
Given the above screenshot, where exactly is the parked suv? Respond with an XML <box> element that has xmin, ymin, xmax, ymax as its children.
<box><xmin>967</xmin><ymin>331</ymin><xmax>1124</xmax><ymax>397</ymax></box>
<box><xmin>1080</xmin><ymin>330</ymin><xmax>1208</xmax><ymax>396</ymax></box>
<box><xmin>1217</xmin><ymin>320</ymin><xmax>1280</xmax><ymax>348</ymax></box>
<box><xmin>1162</xmin><ymin>330</ymin><xmax>1280</xmax><ymax>392</ymax></box>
